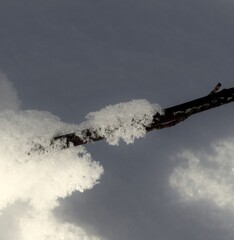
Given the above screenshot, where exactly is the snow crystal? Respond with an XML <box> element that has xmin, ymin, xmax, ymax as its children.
<box><xmin>82</xmin><ymin>99</ymin><xmax>162</xmax><ymax>145</ymax></box>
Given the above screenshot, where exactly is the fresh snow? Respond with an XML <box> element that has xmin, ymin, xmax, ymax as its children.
<box><xmin>0</xmin><ymin>74</ymin><xmax>162</xmax><ymax>240</ymax></box>
<box><xmin>81</xmin><ymin>99</ymin><xmax>162</xmax><ymax>145</ymax></box>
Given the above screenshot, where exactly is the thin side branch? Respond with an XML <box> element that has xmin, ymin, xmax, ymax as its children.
<box><xmin>209</xmin><ymin>82</ymin><xmax>222</xmax><ymax>95</ymax></box>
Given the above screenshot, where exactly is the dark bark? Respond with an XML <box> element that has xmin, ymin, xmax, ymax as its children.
<box><xmin>51</xmin><ymin>84</ymin><xmax>234</xmax><ymax>149</ymax></box>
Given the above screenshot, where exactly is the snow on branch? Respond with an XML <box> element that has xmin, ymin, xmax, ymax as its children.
<box><xmin>34</xmin><ymin>84</ymin><xmax>234</xmax><ymax>153</ymax></box>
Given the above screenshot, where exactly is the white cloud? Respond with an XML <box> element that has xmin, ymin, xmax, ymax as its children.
<box><xmin>170</xmin><ymin>137</ymin><xmax>234</xmax><ymax>208</ymax></box>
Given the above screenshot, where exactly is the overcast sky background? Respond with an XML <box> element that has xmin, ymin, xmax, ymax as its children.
<box><xmin>1</xmin><ymin>0</ymin><xmax>234</xmax><ymax>239</ymax></box>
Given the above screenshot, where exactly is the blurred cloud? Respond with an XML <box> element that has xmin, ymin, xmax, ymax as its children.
<box><xmin>0</xmin><ymin>73</ymin><xmax>20</xmax><ymax>111</ymax></box>
<box><xmin>19</xmin><ymin>211</ymin><xmax>101</xmax><ymax>240</ymax></box>
<box><xmin>170</xmin><ymin>137</ymin><xmax>234</xmax><ymax>209</ymax></box>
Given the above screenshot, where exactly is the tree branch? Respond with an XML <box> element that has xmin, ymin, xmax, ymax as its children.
<box><xmin>51</xmin><ymin>84</ymin><xmax>234</xmax><ymax>149</ymax></box>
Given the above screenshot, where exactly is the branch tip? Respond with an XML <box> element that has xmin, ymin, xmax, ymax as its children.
<box><xmin>209</xmin><ymin>83</ymin><xmax>222</xmax><ymax>95</ymax></box>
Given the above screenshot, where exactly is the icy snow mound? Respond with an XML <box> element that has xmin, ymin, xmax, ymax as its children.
<box><xmin>0</xmin><ymin>74</ymin><xmax>105</xmax><ymax>240</ymax></box>
<box><xmin>0</xmin><ymin>109</ymin><xmax>104</xmax><ymax>240</ymax></box>
<box><xmin>0</xmin><ymin>73</ymin><xmax>163</xmax><ymax>240</ymax></box>
<box><xmin>0</xmin><ymin>109</ymin><xmax>103</xmax><ymax>212</ymax></box>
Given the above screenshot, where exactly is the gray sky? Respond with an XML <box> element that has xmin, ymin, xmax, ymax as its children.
<box><xmin>1</xmin><ymin>0</ymin><xmax>234</xmax><ymax>239</ymax></box>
